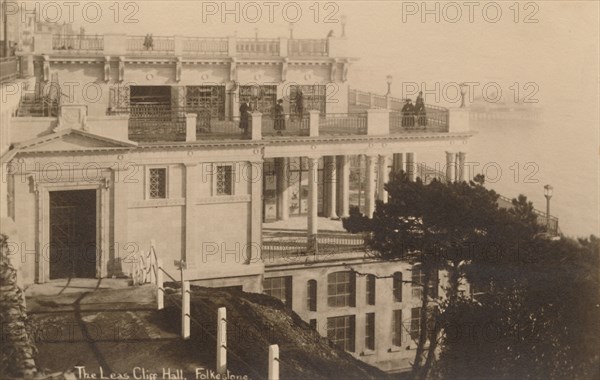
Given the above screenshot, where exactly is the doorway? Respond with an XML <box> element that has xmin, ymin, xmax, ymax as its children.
<box><xmin>49</xmin><ymin>190</ymin><xmax>97</xmax><ymax>279</ymax></box>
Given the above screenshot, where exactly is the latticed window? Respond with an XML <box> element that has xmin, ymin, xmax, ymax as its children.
<box><xmin>264</xmin><ymin>276</ymin><xmax>292</xmax><ymax>307</ymax></box>
<box><xmin>215</xmin><ymin>165</ymin><xmax>233</xmax><ymax>195</ymax></box>
<box><xmin>327</xmin><ymin>315</ymin><xmax>355</xmax><ymax>352</ymax></box>
<box><xmin>392</xmin><ymin>309</ymin><xmax>402</xmax><ymax>346</ymax></box>
<box><xmin>327</xmin><ymin>271</ymin><xmax>356</xmax><ymax>307</ymax></box>
<box><xmin>290</xmin><ymin>85</ymin><xmax>327</xmax><ymax>115</ymax></box>
<box><xmin>410</xmin><ymin>307</ymin><xmax>421</xmax><ymax>341</ymax></box>
<box><xmin>149</xmin><ymin>168</ymin><xmax>166</xmax><ymax>199</ymax></box>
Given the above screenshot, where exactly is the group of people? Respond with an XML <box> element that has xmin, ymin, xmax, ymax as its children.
<box><xmin>143</xmin><ymin>34</ymin><xmax>154</xmax><ymax>50</ymax></box>
<box><xmin>238</xmin><ymin>90</ymin><xmax>305</xmax><ymax>136</ymax></box>
<box><xmin>401</xmin><ymin>91</ymin><xmax>427</xmax><ymax>128</ymax></box>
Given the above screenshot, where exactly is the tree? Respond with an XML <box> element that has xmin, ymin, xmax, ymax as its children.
<box><xmin>343</xmin><ymin>171</ymin><xmax>543</xmax><ymax>379</ymax></box>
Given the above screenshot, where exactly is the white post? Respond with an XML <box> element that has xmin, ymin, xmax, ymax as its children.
<box><xmin>365</xmin><ymin>155</ymin><xmax>376</xmax><ymax>218</ymax></box>
<box><xmin>268</xmin><ymin>344</ymin><xmax>280</xmax><ymax>380</ymax></box>
<box><xmin>217</xmin><ymin>307</ymin><xmax>227</xmax><ymax>374</ymax></box>
<box><xmin>182</xmin><ymin>281</ymin><xmax>190</xmax><ymax>339</ymax></box>
<box><xmin>156</xmin><ymin>259</ymin><xmax>164</xmax><ymax>310</ymax></box>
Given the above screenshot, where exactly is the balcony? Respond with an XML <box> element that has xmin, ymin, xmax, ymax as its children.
<box><xmin>37</xmin><ymin>33</ymin><xmax>337</xmax><ymax>60</ymax></box>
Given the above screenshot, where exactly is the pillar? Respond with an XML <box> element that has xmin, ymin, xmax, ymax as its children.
<box><xmin>377</xmin><ymin>155</ymin><xmax>389</xmax><ymax>203</ymax></box>
<box><xmin>457</xmin><ymin>152</ymin><xmax>466</xmax><ymax>182</ymax></box>
<box><xmin>406</xmin><ymin>153</ymin><xmax>416</xmax><ymax>182</ymax></box>
<box><xmin>337</xmin><ymin>155</ymin><xmax>350</xmax><ymax>218</ymax></box>
<box><xmin>392</xmin><ymin>153</ymin><xmax>404</xmax><ymax>174</ymax></box>
<box><xmin>365</xmin><ymin>155</ymin><xmax>376</xmax><ymax>218</ymax></box>
<box><xmin>184</xmin><ymin>163</ymin><xmax>197</xmax><ymax>267</ymax></box>
<box><xmin>325</xmin><ymin>156</ymin><xmax>338</xmax><ymax>219</ymax></box>
<box><xmin>276</xmin><ymin>158</ymin><xmax>289</xmax><ymax>221</ymax></box>
<box><xmin>249</xmin><ymin>161</ymin><xmax>263</xmax><ymax>263</ymax></box>
<box><xmin>446</xmin><ymin>151</ymin><xmax>456</xmax><ymax>183</ymax></box>
<box><xmin>307</xmin><ymin>157</ymin><xmax>319</xmax><ymax>237</ymax></box>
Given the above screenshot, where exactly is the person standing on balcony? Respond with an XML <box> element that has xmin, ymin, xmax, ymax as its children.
<box><xmin>239</xmin><ymin>100</ymin><xmax>250</xmax><ymax>135</ymax></box>
<box><xmin>402</xmin><ymin>98</ymin><xmax>415</xmax><ymax>128</ymax></box>
<box><xmin>274</xmin><ymin>99</ymin><xmax>285</xmax><ymax>135</ymax></box>
<box><xmin>415</xmin><ymin>91</ymin><xmax>427</xmax><ymax>128</ymax></box>
<box><xmin>296</xmin><ymin>89</ymin><xmax>304</xmax><ymax>121</ymax></box>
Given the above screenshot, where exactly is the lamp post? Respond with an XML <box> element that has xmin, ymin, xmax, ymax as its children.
<box><xmin>340</xmin><ymin>15</ymin><xmax>347</xmax><ymax>38</ymax></box>
<box><xmin>459</xmin><ymin>82</ymin><xmax>468</xmax><ymax>108</ymax></box>
<box><xmin>544</xmin><ymin>184</ymin><xmax>553</xmax><ymax>231</ymax></box>
<box><xmin>386</xmin><ymin>75</ymin><xmax>393</xmax><ymax>96</ymax></box>
<box><xmin>288</xmin><ymin>22</ymin><xmax>294</xmax><ymax>40</ymax></box>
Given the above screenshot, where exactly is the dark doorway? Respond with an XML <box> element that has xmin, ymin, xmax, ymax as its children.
<box><xmin>49</xmin><ymin>190</ymin><xmax>97</xmax><ymax>279</ymax></box>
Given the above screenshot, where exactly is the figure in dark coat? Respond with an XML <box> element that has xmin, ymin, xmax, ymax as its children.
<box><xmin>239</xmin><ymin>101</ymin><xmax>250</xmax><ymax>134</ymax></box>
<box><xmin>415</xmin><ymin>92</ymin><xmax>427</xmax><ymax>127</ymax></box>
<box><xmin>274</xmin><ymin>99</ymin><xmax>285</xmax><ymax>135</ymax></box>
<box><xmin>401</xmin><ymin>99</ymin><xmax>415</xmax><ymax>128</ymax></box>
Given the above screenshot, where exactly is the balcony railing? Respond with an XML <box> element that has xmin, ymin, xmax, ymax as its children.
<box><xmin>236</xmin><ymin>38</ymin><xmax>280</xmax><ymax>57</ymax></box>
<box><xmin>288</xmin><ymin>39</ymin><xmax>328</xmax><ymax>57</ymax></box>
<box><xmin>52</xmin><ymin>35</ymin><xmax>104</xmax><ymax>52</ymax></box>
<box><xmin>127</xmin><ymin>36</ymin><xmax>175</xmax><ymax>54</ymax></box>
<box><xmin>261</xmin><ymin>115</ymin><xmax>310</xmax><ymax>137</ymax></box>
<box><xmin>196</xmin><ymin>116</ymin><xmax>246</xmax><ymax>139</ymax></box>
<box><xmin>0</xmin><ymin>57</ymin><xmax>19</xmax><ymax>83</ymax></box>
<box><xmin>183</xmin><ymin>37</ymin><xmax>229</xmax><ymax>57</ymax></box>
<box><xmin>262</xmin><ymin>232</ymin><xmax>366</xmax><ymax>260</ymax></box>
<box><xmin>389</xmin><ymin>110</ymin><xmax>449</xmax><ymax>133</ymax></box>
<box><xmin>319</xmin><ymin>113</ymin><xmax>368</xmax><ymax>135</ymax></box>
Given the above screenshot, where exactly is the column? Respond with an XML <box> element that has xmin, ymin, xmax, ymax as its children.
<box><xmin>184</xmin><ymin>163</ymin><xmax>198</xmax><ymax>267</ymax></box>
<box><xmin>276</xmin><ymin>157</ymin><xmax>289</xmax><ymax>221</ymax></box>
<box><xmin>112</xmin><ymin>167</ymin><xmax>128</xmax><ymax>276</ymax></box>
<box><xmin>406</xmin><ymin>153</ymin><xmax>416</xmax><ymax>182</ymax></box>
<box><xmin>337</xmin><ymin>155</ymin><xmax>350</xmax><ymax>218</ymax></box>
<box><xmin>249</xmin><ymin>161</ymin><xmax>263</xmax><ymax>263</ymax></box>
<box><xmin>365</xmin><ymin>155</ymin><xmax>376</xmax><ymax>218</ymax></box>
<box><xmin>457</xmin><ymin>152</ymin><xmax>466</xmax><ymax>182</ymax></box>
<box><xmin>445</xmin><ymin>152</ymin><xmax>456</xmax><ymax>183</ymax></box>
<box><xmin>325</xmin><ymin>156</ymin><xmax>338</xmax><ymax>219</ymax></box>
<box><xmin>377</xmin><ymin>155</ymin><xmax>389</xmax><ymax>203</ymax></box>
<box><xmin>392</xmin><ymin>153</ymin><xmax>404</xmax><ymax>175</ymax></box>
<box><xmin>307</xmin><ymin>157</ymin><xmax>319</xmax><ymax>238</ymax></box>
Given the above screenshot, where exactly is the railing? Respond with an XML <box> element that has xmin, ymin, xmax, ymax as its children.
<box><xmin>196</xmin><ymin>115</ymin><xmax>246</xmax><ymax>139</ymax></box>
<box><xmin>0</xmin><ymin>57</ymin><xmax>19</xmax><ymax>83</ymax></box>
<box><xmin>497</xmin><ymin>195</ymin><xmax>559</xmax><ymax>234</ymax></box>
<box><xmin>288</xmin><ymin>39</ymin><xmax>328</xmax><ymax>57</ymax></box>
<box><xmin>236</xmin><ymin>38</ymin><xmax>280</xmax><ymax>56</ymax></box>
<box><xmin>261</xmin><ymin>115</ymin><xmax>310</xmax><ymax>137</ymax></box>
<box><xmin>52</xmin><ymin>35</ymin><xmax>104</xmax><ymax>52</ymax></box>
<box><xmin>124</xmin><ymin>105</ymin><xmax>186</xmax><ymax>142</ymax></box>
<box><xmin>389</xmin><ymin>110</ymin><xmax>449</xmax><ymax>132</ymax></box>
<box><xmin>319</xmin><ymin>113</ymin><xmax>367</xmax><ymax>135</ymax></box>
<box><xmin>372</xmin><ymin>94</ymin><xmax>388</xmax><ymax>109</ymax></box>
<box><xmin>262</xmin><ymin>232</ymin><xmax>366</xmax><ymax>260</ymax></box>
<box><xmin>183</xmin><ymin>37</ymin><xmax>228</xmax><ymax>56</ymax></box>
<box><xmin>127</xmin><ymin>35</ymin><xmax>175</xmax><ymax>53</ymax></box>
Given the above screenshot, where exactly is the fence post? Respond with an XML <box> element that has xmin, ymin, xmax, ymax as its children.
<box><xmin>156</xmin><ymin>259</ymin><xmax>164</xmax><ymax>310</ymax></box>
<box><xmin>268</xmin><ymin>344</ymin><xmax>279</xmax><ymax>380</ymax></box>
<box><xmin>217</xmin><ymin>307</ymin><xmax>227</xmax><ymax>374</ymax></box>
<box><xmin>182</xmin><ymin>281</ymin><xmax>190</xmax><ymax>339</ymax></box>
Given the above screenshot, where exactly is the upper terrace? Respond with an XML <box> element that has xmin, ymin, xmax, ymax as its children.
<box><xmin>32</xmin><ymin>33</ymin><xmax>343</xmax><ymax>59</ymax></box>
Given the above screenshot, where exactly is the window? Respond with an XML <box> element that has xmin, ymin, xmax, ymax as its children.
<box><xmin>365</xmin><ymin>313</ymin><xmax>375</xmax><ymax>350</ymax></box>
<box><xmin>149</xmin><ymin>168</ymin><xmax>167</xmax><ymax>199</ymax></box>
<box><xmin>215</xmin><ymin>165</ymin><xmax>233</xmax><ymax>195</ymax></box>
<box><xmin>366</xmin><ymin>274</ymin><xmax>376</xmax><ymax>305</ymax></box>
<box><xmin>307</xmin><ymin>280</ymin><xmax>317</xmax><ymax>311</ymax></box>
<box><xmin>412</xmin><ymin>266</ymin><xmax>439</xmax><ymax>299</ymax></box>
<box><xmin>393</xmin><ymin>272</ymin><xmax>403</xmax><ymax>302</ymax></box>
<box><xmin>309</xmin><ymin>319</ymin><xmax>318</xmax><ymax>330</ymax></box>
<box><xmin>327</xmin><ymin>315</ymin><xmax>355</xmax><ymax>352</ymax></box>
<box><xmin>410</xmin><ymin>307</ymin><xmax>421</xmax><ymax>341</ymax></box>
<box><xmin>264</xmin><ymin>276</ymin><xmax>292</xmax><ymax>307</ymax></box>
<box><xmin>392</xmin><ymin>310</ymin><xmax>402</xmax><ymax>346</ymax></box>
<box><xmin>327</xmin><ymin>271</ymin><xmax>356</xmax><ymax>307</ymax></box>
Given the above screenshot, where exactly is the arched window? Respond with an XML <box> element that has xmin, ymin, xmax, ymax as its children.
<box><xmin>327</xmin><ymin>271</ymin><xmax>356</xmax><ymax>307</ymax></box>
<box><xmin>307</xmin><ymin>280</ymin><xmax>317</xmax><ymax>311</ymax></box>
